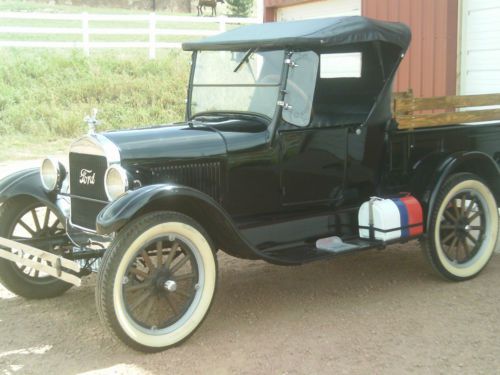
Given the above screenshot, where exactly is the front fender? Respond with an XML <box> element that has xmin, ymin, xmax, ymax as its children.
<box><xmin>0</xmin><ymin>168</ymin><xmax>60</xmax><ymax>213</ymax></box>
<box><xmin>96</xmin><ymin>184</ymin><xmax>263</xmax><ymax>261</ymax></box>
<box><xmin>96</xmin><ymin>184</ymin><xmax>216</xmax><ymax>234</ymax></box>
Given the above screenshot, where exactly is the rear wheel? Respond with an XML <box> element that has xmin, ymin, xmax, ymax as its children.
<box><xmin>96</xmin><ymin>211</ymin><xmax>217</xmax><ymax>352</ymax></box>
<box><xmin>421</xmin><ymin>173</ymin><xmax>498</xmax><ymax>281</ymax></box>
<box><xmin>0</xmin><ymin>197</ymin><xmax>72</xmax><ymax>298</ymax></box>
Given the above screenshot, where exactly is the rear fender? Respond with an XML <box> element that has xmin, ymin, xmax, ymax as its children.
<box><xmin>96</xmin><ymin>184</ymin><xmax>261</xmax><ymax>261</ymax></box>
<box><xmin>413</xmin><ymin>151</ymin><xmax>500</xmax><ymax>231</ymax></box>
<box><xmin>0</xmin><ymin>168</ymin><xmax>60</xmax><ymax>214</ymax></box>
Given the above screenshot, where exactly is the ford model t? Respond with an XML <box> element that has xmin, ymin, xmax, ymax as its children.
<box><xmin>1</xmin><ymin>17</ymin><xmax>499</xmax><ymax>352</ymax></box>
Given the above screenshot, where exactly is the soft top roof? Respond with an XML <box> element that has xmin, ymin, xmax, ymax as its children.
<box><xmin>182</xmin><ymin>16</ymin><xmax>411</xmax><ymax>52</ymax></box>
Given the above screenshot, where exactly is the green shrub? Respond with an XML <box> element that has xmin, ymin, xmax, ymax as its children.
<box><xmin>225</xmin><ymin>0</ymin><xmax>253</xmax><ymax>17</ymax></box>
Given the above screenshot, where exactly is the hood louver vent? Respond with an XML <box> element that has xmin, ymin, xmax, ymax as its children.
<box><xmin>151</xmin><ymin>162</ymin><xmax>223</xmax><ymax>203</ymax></box>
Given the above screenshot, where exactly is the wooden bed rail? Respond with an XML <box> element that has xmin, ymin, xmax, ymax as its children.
<box><xmin>393</xmin><ymin>91</ymin><xmax>500</xmax><ymax>130</ymax></box>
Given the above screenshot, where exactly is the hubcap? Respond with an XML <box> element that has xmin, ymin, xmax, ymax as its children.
<box><xmin>164</xmin><ymin>280</ymin><xmax>177</xmax><ymax>292</ymax></box>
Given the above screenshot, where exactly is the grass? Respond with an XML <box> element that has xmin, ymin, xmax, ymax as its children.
<box><xmin>0</xmin><ymin>1</ymin><xmax>254</xmax><ymax>160</ymax></box>
<box><xmin>0</xmin><ymin>0</ymin><xmax>198</xmax><ymax>15</ymax></box>
<box><xmin>0</xmin><ymin>134</ymin><xmax>71</xmax><ymax>161</ymax></box>
<box><xmin>0</xmin><ymin>49</ymin><xmax>190</xmax><ymax>160</ymax></box>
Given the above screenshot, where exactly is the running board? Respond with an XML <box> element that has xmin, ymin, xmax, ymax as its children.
<box><xmin>0</xmin><ymin>237</ymin><xmax>81</xmax><ymax>287</ymax></box>
<box><xmin>261</xmin><ymin>237</ymin><xmax>383</xmax><ymax>265</ymax></box>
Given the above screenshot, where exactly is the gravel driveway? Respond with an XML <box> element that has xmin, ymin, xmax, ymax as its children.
<box><xmin>1</xmin><ymin>161</ymin><xmax>500</xmax><ymax>374</ymax></box>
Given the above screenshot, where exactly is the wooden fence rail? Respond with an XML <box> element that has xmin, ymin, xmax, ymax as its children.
<box><xmin>0</xmin><ymin>12</ymin><xmax>261</xmax><ymax>58</ymax></box>
<box><xmin>394</xmin><ymin>91</ymin><xmax>500</xmax><ymax>130</ymax></box>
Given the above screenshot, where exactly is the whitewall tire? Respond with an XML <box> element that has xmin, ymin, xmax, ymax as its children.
<box><xmin>96</xmin><ymin>211</ymin><xmax>217</xmax><ymax>352</ymax></box>
<box><xmin>421</xmin><ymin>173</ymin><xmax>498</xmax><ymax>281</ymax></box>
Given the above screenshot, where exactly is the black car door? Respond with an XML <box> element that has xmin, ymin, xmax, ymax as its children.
<box><xmin>279</xmin><ymin>126</ymin><xmax>347</xmax><ymax>206</ymax></box>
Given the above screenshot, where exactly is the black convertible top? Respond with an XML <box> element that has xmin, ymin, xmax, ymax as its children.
<box><xmin>182</xmin><ymin>16</ymin><xmax>411</xmax><ymax>51</ymax></box>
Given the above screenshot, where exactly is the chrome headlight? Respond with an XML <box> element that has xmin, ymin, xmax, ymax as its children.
<box><xmin>40</xmin><ymin>157</ymin><xmax>65</xmax><ymax>192</ymax></box>
<box><xmin>104</xmin><ymin>165</ymin><xmax>129</xmax><ymax>201</ymax></box>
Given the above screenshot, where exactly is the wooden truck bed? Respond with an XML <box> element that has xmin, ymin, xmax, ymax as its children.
<box><xmin>393</xmin><ymin>91</ymin><xmax>500</xmax><ymax>129</ymax></box>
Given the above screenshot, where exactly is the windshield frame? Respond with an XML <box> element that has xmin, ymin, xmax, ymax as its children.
<box><xmin>186</xmin><ymin>50</ymin><xmax>286</xmax><ymax>121</ymax></box>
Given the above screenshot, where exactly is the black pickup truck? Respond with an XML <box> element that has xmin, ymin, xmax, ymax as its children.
<box><xmin>0</xmin><ymin>16</ymin><xmax>499</xmax><ymax>352</ymax></box>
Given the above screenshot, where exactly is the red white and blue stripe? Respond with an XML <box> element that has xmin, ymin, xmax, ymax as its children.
<box><xmin>391</xmin><ymin>196</ymin><xmax>423</xmax><ymax>237</ymax></box>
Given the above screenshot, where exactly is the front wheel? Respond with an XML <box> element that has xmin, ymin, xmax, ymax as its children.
<box><xmin>0</xmin><ymin>197</ymin><xmax>72</xmax><ymax>299</ymax></box>
<box><xmin>96</xmin><ymin>211</ymin><xmax>218</xmax><ymax>352</ymax></box>
<box><xmin>421</xmin><ymin>173</ymin><xmax>499</xmax><ymax>281</ymax></box>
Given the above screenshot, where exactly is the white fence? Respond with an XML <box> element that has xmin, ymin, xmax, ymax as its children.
<box><xmin>0</xmin><ymin>12</ymin><xmax>261</xmax><ymax>58</ymax></box>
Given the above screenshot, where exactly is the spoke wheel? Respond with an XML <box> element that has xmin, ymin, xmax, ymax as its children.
<box><xmin>122</xmin><ymin>238</ymin><xmax>199</xmax><ymax>331</ymax></box>
<box><xmin>421</xmin><ymin>173</ymin><xmax>498</xmax><ymax>281</ymax></box>
<box><xmin>7</xmin><ymin>201</ymin><xmax>66</xmax><ymax>281</ymax></box>
<box><xmin>96</xmin><ymin>211</ymin><xmax>217</xmax><ymax>352</ymax></box>
<box><xmin>438</xmin><ymin>191</ymin><xmax>486</xmax><ymax>264</ymax></box>
<box><xmin>0</xmin><ymin>197</ymin><xmax>73</xmax><ymax>299</ymax></box>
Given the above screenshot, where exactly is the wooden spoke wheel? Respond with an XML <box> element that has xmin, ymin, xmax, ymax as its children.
<box><xmin>96</xmin><ymin>211</ymin><xmax>217</xmax><ymax>352</ymax></box>
<box><xmin>122</xmin><ymin>237</ymin><xmax>199</xmax><ymax>331</ymax></box>
<box><xmin>421</xmin><ymin>173</ymin><xmax>498</xmax><ymax>281</ymax></box>
<box><xmin>438</xmin><ymin>191</ymin><xmax>486</xmax><ymax>264</ymax></box>
<box><xmin>0</xmin><ymin>197</ymin><xmax>73</xmax><ymax>299</ymax></box>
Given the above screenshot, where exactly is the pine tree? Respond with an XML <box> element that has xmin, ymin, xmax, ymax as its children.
<box><xmin>225</xmin><ymin>0</ymin><xmax>253</xmax><ymax>17</ymax></box>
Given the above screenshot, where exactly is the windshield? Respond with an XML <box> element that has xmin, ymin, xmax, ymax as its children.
<box><xmin>190</xmin><ymin>50</ymin><xmax>285</xmax><ymax>119</ymax></box>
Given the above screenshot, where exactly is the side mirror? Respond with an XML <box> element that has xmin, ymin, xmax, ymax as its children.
<box><xmin>282</xmin><ymin>51</ymin><xmax>319</xmax><ymax>127</ymax></box>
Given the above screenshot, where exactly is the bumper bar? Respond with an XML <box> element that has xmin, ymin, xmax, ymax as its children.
<box><xmin>0</xmin><ymin>237</ymin><xmax>81</xmax><ymax>287</ymax></box>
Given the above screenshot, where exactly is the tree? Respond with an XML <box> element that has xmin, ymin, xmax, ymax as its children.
<box><xmin>225</xmin><ymin>0</ymin><xmax>253</xmax><ymax>17</ymax></box>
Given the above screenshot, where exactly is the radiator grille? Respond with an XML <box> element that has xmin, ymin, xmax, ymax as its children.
<box><xmin>69</xmin><ymin>153</ymin><xmax>108</xmax><ymax>201</ymax></box>
<box><xmin>71</xmin><ymin>199</ymin><xmax>107</xmax><ymax>230</ymax></box>
<box><xmin>151</xmin><ymin>162</ymin><xmax>223</xmax><ymax>202</ymax></box>
<box><xmin>69</xmin><ymin>152</ymin><xmax>108</xmax><ymax>230</ymax></box>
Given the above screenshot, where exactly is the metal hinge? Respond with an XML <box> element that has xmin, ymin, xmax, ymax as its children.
<box><xmin>277</xmin><ymin>101</ymin><xmax>293</xmax><ymax>110</ymax></box>
<box><xmin>284</xmin><ymin>58</ymin><xmax>299</xmax><ymax>68</ymax></box>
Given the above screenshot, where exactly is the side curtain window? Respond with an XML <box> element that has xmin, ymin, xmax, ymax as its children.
<box><xmin>282</xmin><ymin>51</ymin><xmax>319</xmax><ymax>127</ymax></box>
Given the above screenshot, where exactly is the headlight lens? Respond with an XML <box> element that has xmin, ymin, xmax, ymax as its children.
<box><xmin>104</xmin><ymin>165</ymin><xmax>129</xmax><ymax>201</ymax></box>
<box><xmin>40</xmin><ymin>158</ymin><xmax>65</xmax><ymax>192</ymax></box>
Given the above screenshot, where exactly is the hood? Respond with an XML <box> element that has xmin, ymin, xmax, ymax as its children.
<box><xmin>102</xmin><ymin>123</ymin><xmax>227</xmax><ymax>162</ymax></box>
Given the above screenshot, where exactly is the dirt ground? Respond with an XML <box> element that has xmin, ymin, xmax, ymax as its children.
<box><xmin>1</xmin><ymin>163</ymin><xmax>500</xmax><ymax>374</ymax></box>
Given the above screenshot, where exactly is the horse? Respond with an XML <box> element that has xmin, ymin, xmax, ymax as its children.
<box><xmin>197</xmin><ymin>0</ymin><xmax>224</xmax><ymax>16</ymax></box>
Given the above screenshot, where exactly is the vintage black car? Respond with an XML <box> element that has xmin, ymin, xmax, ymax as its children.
<box><xmin>1</xmin><ymin>16</ymin><xmax>499</xmax><ymax>352</ymax></box>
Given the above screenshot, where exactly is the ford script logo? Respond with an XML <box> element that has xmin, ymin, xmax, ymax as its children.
<box><xmin>79</xmin><ymin>169</ymin><xmax>96</xmax><ymax>185</ymax></box>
